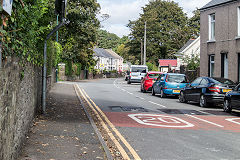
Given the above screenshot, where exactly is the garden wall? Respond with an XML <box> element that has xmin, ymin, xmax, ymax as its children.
<box><xmin>0</xmin><ymin>57</ymin><xmax>54</xmax><ymax>160</ymax></box>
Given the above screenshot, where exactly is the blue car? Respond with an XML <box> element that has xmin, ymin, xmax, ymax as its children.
<box><xmin>152</xmin><ymin>73</ymin><xmax>188</xmax><ymax>98</ymax></box>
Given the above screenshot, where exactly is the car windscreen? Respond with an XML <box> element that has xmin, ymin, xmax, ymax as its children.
<box><xmin>167</xmin><ymin>75</ymin><xmax>187</xmax><ymax>83</ymax></box>
<box><xmin>210</xmin><ymin>78</ymin><xmax>235</xmax><ymax>85</ymax></box>
<box><xmin>148</xmin><ymin>74</ymin><xmax>161</xmax><ymax>78</ymax></box>
<box><xmin>131</xmin><ymin>67</ymin><xmax>147</xmax><ymax>73</ymax></box>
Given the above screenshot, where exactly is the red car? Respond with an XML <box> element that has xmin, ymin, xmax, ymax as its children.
<box><xmin>141</xmin><ymin>71</ymin><xmax>163</xmax><ymax>93</ymax></box>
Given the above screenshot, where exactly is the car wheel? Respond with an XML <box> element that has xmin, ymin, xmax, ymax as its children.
<box><xmin>179</xmin><ymin>91</ymin><xmax>187</xmax><ymax>103</ymax></box>
<box><xmin>160</xmin><ymin>89</ymin><xmax>166</xmax><ymax>98</ymax></box>
<box><xmin>199</xmin><ymin>95</ymin><xmax>208</xmax><ymax>107</ymax></box>
<box><xmin>152</xmin><ymin>88</ymin><xmax>155</xmax><ymax>96</ymax></box>
<box><xmin>223</xmin><ymin>99</ymin><xmax>232</xmax><ymax>113</ymax></box>
<box><xmin>143</xmin><ymin>85</ymin><xmax>146</xmax><ymax>93</ymax></box>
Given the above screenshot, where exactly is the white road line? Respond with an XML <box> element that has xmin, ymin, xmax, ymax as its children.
<box><xmin>186</xmin><ymin>114</ymin><xmax>224</xmax><ymax>128</ymax></box>
<box><xmin>127</xmin><ymin>92</ymin><xmax>133</xmax><ymax>95</ymax></box>
<box><xmin>136</xmin><ymin>96</ymin><xmax>145</xmax><ymax>100</ymax></box>
<box><xmin>225</xmin><ymin>118</ymin><xmax>240</xmax><ymax>125</ymax></box>
<box><xmin>148</xmin><ymin>101</ymin><xmax>167</xmax><ymax>108</ymax></box>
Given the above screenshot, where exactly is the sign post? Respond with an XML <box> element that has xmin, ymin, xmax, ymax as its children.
<box><xmin>2</xmin><ymin>0</ymin><xmax>13</xmax><ymax>16</ymax></box>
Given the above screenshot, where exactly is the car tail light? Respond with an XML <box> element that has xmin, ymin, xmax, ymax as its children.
<box><xmin>208</xmin><ymin>87</ymin><xmax>220</xmax><ymax>93</ymax></box>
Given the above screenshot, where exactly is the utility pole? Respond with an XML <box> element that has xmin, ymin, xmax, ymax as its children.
<box><xmin>56</xmin><ymin>15</ymin><xmax>59</xmax><ymax>42</ymax></box>
<box><xmin>141</xmin><ymin>39</ymin><xmax>143</xmax><ymax>65</ymax></box>
<box><xmin>144</xmin><ymin>21</ymin><xmax>147</xmax><ymax>65</ymax></box>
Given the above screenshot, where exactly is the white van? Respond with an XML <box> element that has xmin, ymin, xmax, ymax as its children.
<box><xmin>127</xmin><ymin>65</ymin><xmax>148</xmax><ymax>84</ymax></box>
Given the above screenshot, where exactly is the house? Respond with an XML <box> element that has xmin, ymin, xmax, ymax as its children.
<box><xmin>200</xmin><ymin>0</ymin><xmax>240</xmax><ymax>82</ymax></box>
<box><xmin>159</xmin><ymin>59</ymin><xmax>177</xmax><ymax>72</ymax></box>
<box><xmin>105</xmin><ymin>49</ymin><xmax>124</xmax><ymax>72</ymax></box>
<box><xmin>176</xmin><ymin>37</ymin><xmax>200</xmax><ymax>70</ymax></box>
<box><xmin>93</xmin><ymin>48</ymin><xmax>124</xmax><ymax>72</ymax></box>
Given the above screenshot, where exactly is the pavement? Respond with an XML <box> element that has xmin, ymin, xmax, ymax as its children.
<box><xmin>18</xmin><ymin>83</ymin><xmax>107</xmax><ymax>160</ymax></box>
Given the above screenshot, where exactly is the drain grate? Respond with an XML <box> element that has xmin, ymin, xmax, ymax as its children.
<box><xmin>158</xmin><ymin>109</ymin><xmax>207</xmax><ymax>115</ymax></box>
<box><xmin>109</xmin><ymin>106</ymin><xmax>149</xmax><ymax>112</ymax></box>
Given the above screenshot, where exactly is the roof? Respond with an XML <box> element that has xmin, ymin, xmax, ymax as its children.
<box><xmin>105</xmin><ymin>49</ymin><xmax>122</xmax><ymax>59</ymax></box>
<box><xmin>93</xmin><ymin>48</ymin><xmax>115</xmax><ymax>58</ymax></box>
<box><xmin>159</xmin><ymin>59</ymin><xmax>177</xmax><ymax>67</ymax></box>
<box><xmin>178</xmin><ymin>39</ymin><xmax>195</xmax><ymax>53</ymax></box>
<box><xmin>200</xmin><ymin>0</ymin><xmax>235</xmax><ymax>10</ymax></box>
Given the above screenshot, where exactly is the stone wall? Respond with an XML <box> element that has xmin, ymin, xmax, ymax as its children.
<box><xmin>0</xmin><ymin>57</ymin><xmax>54</xmax><ymax>160</ymax></box>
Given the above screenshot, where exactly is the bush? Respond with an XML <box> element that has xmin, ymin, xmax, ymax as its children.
<box><xmin>146</xmin><ymin>62</ymin><xmax>158</xmax><ymax>71</ymax></box>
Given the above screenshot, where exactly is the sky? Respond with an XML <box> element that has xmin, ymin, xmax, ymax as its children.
<box><xmin>97</xmin><ymin>0</ymin><xmax>212</xmax><ymax>37</ymax></box>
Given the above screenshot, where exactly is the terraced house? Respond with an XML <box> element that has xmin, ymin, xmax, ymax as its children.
<box><xmin>200</xmin><ymin>0</ymin><xmax>240</xmax><ymax>82</ymax></box>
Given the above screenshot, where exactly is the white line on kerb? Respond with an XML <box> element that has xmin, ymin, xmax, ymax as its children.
<box><xmin>148</xmin><ymin>101</ymin><xmax>167</xmax><ymax>108</ymax></box>
<box><xmin>186</xmin><ymin>114</ymin><xmax>224</xmax><ymax>128</ymax></box>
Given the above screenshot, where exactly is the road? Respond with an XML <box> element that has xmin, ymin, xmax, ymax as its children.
<box><xmin>76</xmin><ymin>78</ymin><xmax>240</xmax><ymax>160</ymax></box>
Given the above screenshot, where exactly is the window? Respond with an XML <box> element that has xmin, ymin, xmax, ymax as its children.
<box><xmin>221</xmin><ymin>53</ymin><xmax>228</xmax><ymax>78</ymax></box>
<box><xmin>191</xmin><ymin>78</ymin><xmax>202</xmax><ymax>86</ymax></box>
<box><xmin>200</xmin><ymin>79</ymin><xmax>209</xmax><ymax>85</ymax></box>
<box><xmin>238</xmin><ymin>53</ymin><xmax>240</xmax><ymax>82</ymax></box>
<box><xmin>209</xmin><ymin>14</ymin><xmax>215</xmax><ymax>40</ymax></box>
<box><xmin>238</xmin><ymin>7</ymin><xmax>240</xmax><ymax>36</ymax></box>
<box><xmin>209</xmin><ymin>55</ymin><xmax>215</xmax><ymax>77</ymax></box>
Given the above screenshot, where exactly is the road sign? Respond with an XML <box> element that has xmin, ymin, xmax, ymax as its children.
<box><xmin>2</xmin><ymin>0</ymin><xmax>13</xmax><ymax>16</ymax></box>
<box><xmin>128</xmin><ymin>114</ymin><xmax>194</xmax><ymax>128</ymax></box>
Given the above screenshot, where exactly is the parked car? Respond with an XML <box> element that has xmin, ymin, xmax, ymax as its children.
<box><xmin>223</xmin><ymin>83</ymin><xmax>240</xmax><ymax>112</ymax></box>
<box><xmin>152</xmin><ymin>73</ymin><xmax>188</xmax><ymax>97</ymax></box>
<box><xmin>179</xmin><ymin>77</ymin><xmax>235</xmax><ymax>107</ymax></box>
<box><xmin>140</xmin><ymin>71</ymin><xmax>162</xmax><ymax>93</ymax></box>
<box><xmin>128</xmin><ymin>65</ymin><xmax>148</xmax><ymax>84</ymax></box>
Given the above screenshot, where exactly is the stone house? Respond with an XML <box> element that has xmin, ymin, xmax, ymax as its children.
<box><xmin>176</xmin><ymin>37</ymin><xmax>200</xmax><ymax>71</ymax></box>
<box><xmin>200</xmin><ymin>0</ymin><xmax>240</xmax><ymax>82</ymax></box>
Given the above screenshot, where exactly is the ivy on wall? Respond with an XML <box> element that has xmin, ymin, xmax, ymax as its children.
<box><xmin>0</xmin><ymin>0</ymin><xmax>59</xmax><ymax>66</ymax></box>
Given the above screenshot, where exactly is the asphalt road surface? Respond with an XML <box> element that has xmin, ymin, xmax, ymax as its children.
<box><xmin>77</xmin><ymin>78</ymin><xmax>240</xmax><ymax>160</ymax></box>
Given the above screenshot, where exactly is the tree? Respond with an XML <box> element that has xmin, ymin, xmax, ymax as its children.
<box><xmin>97</xmin><ymin>29</ymin><xmax>120</xmax><ymax>49</ymax></box>
<box><xmin>59</xmin><ymin>0</ymin><xmax>100</xmax><ymax>69</ymax></box>
<box><xmin>188</xmin><ymin>9</ymin><xmax>200</xmax><ymax>39</ymax></box>
<box><xmin>182</xmin><ymin>54</ymin><xmax>200</xmax><ymax>70</ymax></box>
<box><xmin>127</xmin><ymin>0</ymin><xmax>191</xmax><ymax>65</ymax></box>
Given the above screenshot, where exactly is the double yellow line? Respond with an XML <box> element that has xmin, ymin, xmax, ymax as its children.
<box><xmin>74</xmin><ymin>84</ymin><xmax>141</xmax><ymax>160</ymax></box>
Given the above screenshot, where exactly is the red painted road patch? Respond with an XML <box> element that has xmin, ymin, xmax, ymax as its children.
<box><xmin>104</xmin><ymin>112</ymin><xmax>240</xmax><ymax>132</ymax></box>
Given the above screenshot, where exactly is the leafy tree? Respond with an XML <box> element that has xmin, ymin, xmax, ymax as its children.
<box><xmin>1</xmin><ymin>0</ymin><xmax>54</xmax><ymax>65</ymax></box>
<box><xmin>188</xmin><ymin>9</ymin><xmax>200</xmax><ymax>39</ymax></box>
<box><xmin>59</xmin><ymin>0</ymin><xmax>100</xmax><ymax>70</ymax></box>
<box><xmin>97</xmin><ymin>29</ymin><xmax>120</xmax><ymax>49</ymax></box>
<box><xmin>146</xmin><ymin>62</ymin><xmax>158</xmax><ymax>71</ymax></box>
<box><xmin>182</xmin><ymin>54</ymin><xmax>200</xmax><ymax>70</ymax></box>
<box><xmin>127</xmin><ymin>0</ymin><xmax>191</xmax><ymax>64</ymax></box>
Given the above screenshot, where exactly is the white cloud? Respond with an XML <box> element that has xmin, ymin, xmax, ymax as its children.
<box><xmin>175</xmin><ymin>0</ymin><xmax>211</xmax><ymax>16</ymax></box>
<box><xmin>98</xmin><ymin>0</ymin><xmax>211</xmax><ymax>37</ymax></box>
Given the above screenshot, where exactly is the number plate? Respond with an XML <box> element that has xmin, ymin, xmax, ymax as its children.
<box><xmin>222</xmin><ymin>89</ymin><xmax>232</xmax><ymax>93</ymax></box>
<box><xmin>173</xmin><ymin>90</ymin><xmax>180</xmax><ymax>93</ymax></box>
